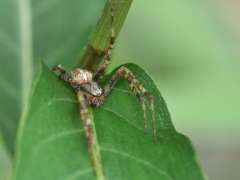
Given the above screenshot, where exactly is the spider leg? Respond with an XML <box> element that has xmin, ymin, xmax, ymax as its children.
<box><xmin>138</xmin><ymin>94</ymin><xmax>148</xmax><ymax>133</ymax></box>
<box><xmin>94</xmin><ymin>0</ymin><xmax>116</xmax><ymax>81</ymax></box>
<box><xmin>77</xmin><ymin>91</ymin><xmax>104</xmax><ymax>176</ymax></box>
<box><xmin>102</xmin><ymin>66</ymin><xmax>157</xmax><ymax>139</ymax></box>
<box><xmin>77</xmin><ymin>91</ymin><xmax>95</xmax><ymax>156</ymax></box>
<box><xmin>52</xmin><ymin>66</ymin><xmax>94</xmax><ymax>144</ymax></box>
<box><xmin>52</xmin><ymin>64</ymin><xmax>71</xmax><ymax>83</ymax></box>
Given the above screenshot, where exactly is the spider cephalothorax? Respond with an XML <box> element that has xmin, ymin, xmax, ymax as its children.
<box><xmin>70</xmin><ymin>68</ymin><xmax>93</xmax><ymax>84</ymax></box>
<box><xmin>70</xmin><ymin>68</ymin><xmax>103</xmax><ymax>97</ymax></box>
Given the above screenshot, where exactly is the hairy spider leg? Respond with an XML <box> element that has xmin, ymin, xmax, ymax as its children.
<box><xmin>77</xmin><ymin>91</ymin><xmax>104</xmax><ymax>177</ymax></box>
<box><xmin>77</xmin><ymin>92</ymin><xmax>93</xmax><ymax>152</ymax></box>
<box><xmin>53</xmin><ymin>65</ymin><xmax>95</xmax><ymax>151</ymax></box>
<box><xmin>52</xmin><ymin>65</ymin><xmax>72</xmax><ymax>82</ymax></box>
<box><xmin>77</xmin><ymin>92</ymin><xmax>97</xmax><ymax>166</ymax></box>
<box><xmin>94</xmin><ymin>0</ymin><xmax>116</xmax><ymax>81</ymax></box>
<box><xmin>101</xmin><ymin>66</ymin><xmax>157</xmax><ymax>139</ymax></box>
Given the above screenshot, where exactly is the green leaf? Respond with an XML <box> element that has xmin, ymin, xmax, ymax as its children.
<box><xmin>14</xmin><ymin>62</ymin><xmax>205</xmax><ymax>180</ymax></box>
<box><xmin>0</xmin><ymin>0</ymin><xmax>105</xmax><ymax>153</ymax></box>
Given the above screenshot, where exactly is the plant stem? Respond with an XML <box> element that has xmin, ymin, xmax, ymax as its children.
<box><xmin>78</xmin><ymin>0</ymin><xmax>133</xmax><ymax>72</ymax></box>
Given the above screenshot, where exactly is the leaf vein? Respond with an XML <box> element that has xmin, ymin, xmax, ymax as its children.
<box><xmin>100</xmin><ymin>147</ymin><xmax>172</xmax><ymax>180</ymax></box>
<box><xmin>63</xmin><ymin>168</ymin><xmax>92</xmax><ymax>180</ymax></box>
<box><xmin>45</xmin><ymin>97</ymin><xmax>78</xmax><ymax>106</ymax></box>
<box><xmin>113</xmin><ymin>87</ymin><xmax>132</xmax><ymax>94</ymax></box>
<box><xmin>100</xmin><ymin>107</ymin><xmax>144</xmax><ymax>133</ymax></box>
<box><xmin>31</xmin><ymin>129</ymin><xmax>84</xmax><ymax>157</ymax></box>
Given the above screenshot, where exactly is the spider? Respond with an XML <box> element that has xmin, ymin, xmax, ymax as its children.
<box><xmin>52</xmin><ymin>0</ymin><xmax>156</xmax><ymax>173</ymax></box>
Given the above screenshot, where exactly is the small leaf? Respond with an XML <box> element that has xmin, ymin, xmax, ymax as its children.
<box><xmin>14</xmin><ymin>62</ymin><xmax>205</xmax><ymax>180</ymax></box>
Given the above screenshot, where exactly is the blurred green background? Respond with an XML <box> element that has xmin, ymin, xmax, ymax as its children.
<box><xmin>1</xmin><ymin>0</ymin><xmax>240</xmax><ymax>179</ymax></box>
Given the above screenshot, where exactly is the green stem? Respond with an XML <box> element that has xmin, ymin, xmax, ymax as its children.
<box><xmin>78</xmin><ymin>0</ymin><xmax>133</xmax><ymax>72</ymax></box>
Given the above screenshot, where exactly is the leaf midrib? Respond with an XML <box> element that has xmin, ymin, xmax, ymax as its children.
<box><xmin>18</xmin><ymin>0</ymin><xmax>34</xmax><ymax>107</ymax></box>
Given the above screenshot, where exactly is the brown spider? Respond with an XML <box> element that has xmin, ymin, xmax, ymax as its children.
<box><xmin>52</xmin><ymin>0</ymin><xmax>156</xmax><ymax>174</ymax></box>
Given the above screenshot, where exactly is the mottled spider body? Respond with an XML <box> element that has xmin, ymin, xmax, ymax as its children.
<box><xmin>53</xmin><ymin>65</ymin><xmax>105</xmax><ymax>106</ymax></box>
<box><xmin>53</xmin><ymin>64</ymin><xmax>156</xmax><ymax>134</ymax></box>
<box><xmin>52</xmin><ymin>0</ymin><xmax>156</xmax><ymax>176</ymax></box>
<box><xmin>70</xmin><ymin>68</ymin><xmax>103</xmax><ymax>98</ymax></box>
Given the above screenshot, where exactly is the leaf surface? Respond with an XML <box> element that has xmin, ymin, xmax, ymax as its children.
<box><xmin>14</xmin><ymin>62</ymin><xmax>205</xmax><ymax>180</ymax></box>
